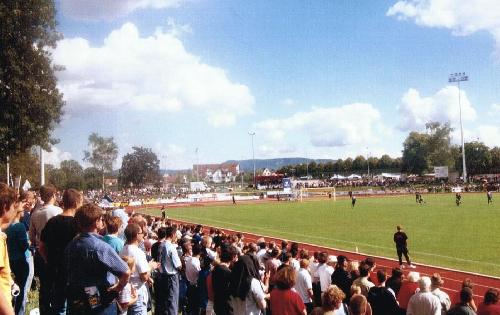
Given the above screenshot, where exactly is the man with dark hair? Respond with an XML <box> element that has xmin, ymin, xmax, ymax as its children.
<box><xmin>212</xmin><ymin>244</ymin><xmax>238</xmax><ymax>315</ymax></box>
<box><xmin>367</xmin><ymin>269</ymin><xmax>400</xmax><ymax>315</ymax></box>
<box><xmin>40</xmin><ymin>189</ymin><xmax>83</xmax><ymax>315</ymax></box>
<box><xmin>30</xmin><ymin>184</ymin><xmax>62</xmax><ymax>315</ymax></box>
<box><xmin>331</xmin><ymin>255</ymin><xmax>352</xmax><ymax>301</ymax></box>
<box><xmin>487</xmin><ymin>191</ymin><xmax>493</xmax><ymax>205</ymax></box>
<box><xmin>394</xmin><ymin>225</ymin><xmax>415</xmax><ymax>269</ymax></box>
<box><xmin>156</xmin><ymin>226</ymin><xmax>182</xmax><ymax>315</ymax></box>
<box><xmin>151</xmin><ymin>227</ymin><xmax>167</xmax><ymax>262</ymax></box>
<box><xmin>121</xmin><ymin>223</ymin><xmax>152</xmax><ymax>315</ymax></box>
<box><xmin>65</xmin><ymin>203</ymin><xmax>130</xmax><ymax>314</ymax></box>
<box><xmin>386</xmin><ymin>267</ymin><xmax>404</xmax><ymax>296</ymax></box>
<box><xmin>447</xmin><ymin>288</ymin><xmax>475</xmax><ymax>315</ymax></box>
<box><xmin>352</xmin><ymin>262</ymin><xmax>375</xmax><ymax>297</ymax></box>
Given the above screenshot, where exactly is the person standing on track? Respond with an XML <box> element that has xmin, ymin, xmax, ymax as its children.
<box><xmin>393</xmin><ymin>226</ymin><xmax>415</xmax><ymax>269</ymax></box>
<box><xmin>161</xmin><ymin>206</ymin><xmax>166</xmax><ymax>220</ymax></box>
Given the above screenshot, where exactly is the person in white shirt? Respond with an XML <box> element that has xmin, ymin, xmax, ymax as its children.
<box><xmin>29</xmin><ymin>184</ymin><xmax>62</xmax><ymax>315</ymax></box>
<box><xmin>295</xmin><ymin>258</ymin><xmax>314</xmax><ymax>313</ymax></box>
<box><xmin>202</xmin><ymin>235</ymin><xmax>217</xmax><ymax>261</ymax></box>
<box><xmin>351</xmin><ymin>262</ymin><xmax>375</xmax><ymax>297</ymax></box>
<box><xmin>430</xmin><ymin>273</ymin><xmax>451</xmax><ymax>315</ymax></box>
<box><xmin>185</xmin><ymin>243</ymin><xmax>202</xmax><ymax>315</ymax></box>
<box><xmin>315</xmin><ymin>253</ymin><xmax>336</xmax><ymax>293</ymax></box>
<box><xmin>407</xmin><ymin>276</ymin><xmax>442</xmax><ymax>315</ymax></box>
<box><xmin>120</xmin><ymin>223</ymin><xmax>152</xmax><ymax>315</ymax></box>
<box><xmin>118</xmin><ymin>256</ymin><xmax>138</xmax><ymax>315</ymax></box>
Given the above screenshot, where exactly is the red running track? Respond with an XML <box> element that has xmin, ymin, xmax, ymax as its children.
<box><xmin>132</xmin><ymin>202</ymin><xmax>500</xmax><ymax>305</ymax></box>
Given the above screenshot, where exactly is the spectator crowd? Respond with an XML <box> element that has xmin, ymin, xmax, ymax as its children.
<box><xmin>1</xmin><ymin>183</ymin><xmax>500</xmax><ymax>315</ymax></box>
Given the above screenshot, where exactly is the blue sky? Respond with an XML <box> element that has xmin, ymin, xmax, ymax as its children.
<box><xmin>46</xmin><ymin>0</ymin><xmax>500</xmax><ymax>169</ymax></box>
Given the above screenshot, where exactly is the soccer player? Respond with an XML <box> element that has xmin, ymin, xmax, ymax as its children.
<box><xmin>456</xmin><ymin>193</ymin><xmax>462</xmax><ymax>206</ymax></box>
<box><xmin>487</xmin><ymin>191</ymin><xmax>493</xmax><ymax>204</ymax></box>
<box><xmin>393</xmin><ymin>226</ymin><xmax>415</xmax><ymax>269</ymax></box>
<box><xmin>351</xmin><ymin>196</ymin><xmax>357</xmax><ymax>208</ymax></box>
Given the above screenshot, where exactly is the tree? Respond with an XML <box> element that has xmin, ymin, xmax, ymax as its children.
<box><xmin>401</xmin><ymin>132</ymin><xmax>429</xmax><ymax>175</ymax></box>
<box><xmin>425</xmin><ymin>122</ymin><xmax>454</xmax><ymax>168</ymax></box>
<box><xmin>46</xmin><ymin>165</ymin><xmax>66</xmax><ymax>188</ymax></box>
<box><xmin>460</xmin><ymin>142</ymin><xmax>492</xmax><ymax>176</ymax></box>
<box><xmin>83</xmin><ymin>167</ymin><xmax>102</xmax><ymax>190</ymax></box>
<box><xmin>0</xmin><ymin>1</ymin><xmax>64</xmax><ymax>161</ymax></box>
<box><xmin>491</xmin><ymin>147</ymin><xmax>500</xmax><ymax>173</ymax></box>
<box><xmin>119</xmin><ymin>147</ymin><xmax>161</xmax><ymax>188</ymax></box>
<box><xmin>60</xmin><ymin>159</ymin><xmax>84</xmax><ymax>189</ymax></box>
<box><xmin>401</xmin><ymin>122</ymin><xmax>454</xmax><ymax>175</ymax></box>
<box><xmin>378</xmin><ymin>154</ymin><xmax>394</xmax><ymax>170</ymax></box>
<box><xmin>352</xmin><ymin>156</ymin><xmax>366</xmax><ymax>172</ymax></box>
<box><xmin>367</xmin><ymin>157</ymin><xmax>379</xmax><ymax>171</ymax></box>
<box><xmin>83</xmin><ymin>133</ymin><xmax>118</xmax><ymax>190</ymax></box>
<box><xmin>0</xmin><ymin>148</ymin><xmax>40</xmax><ymax>187</ymax></box>
<box><xmin>343</xmin><ymin>158</ymin><xmax>353</xmax><ymax>173</ymax></box>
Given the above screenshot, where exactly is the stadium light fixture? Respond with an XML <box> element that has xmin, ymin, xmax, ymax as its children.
<box><xmin>248</xmin><ymin>131</ymin><xmax>256</xmax><ymax>188</ymax></box>
<box><xmin>448</xmin><ymin>72</ymin><xmax>469</xmax><ymax>183</ymax></box>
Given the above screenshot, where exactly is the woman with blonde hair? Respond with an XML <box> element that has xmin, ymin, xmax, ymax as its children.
<box><xmin>311</xmin><ymin>285</ymin><xmax>348</xmax><ymax>315</ymax></box>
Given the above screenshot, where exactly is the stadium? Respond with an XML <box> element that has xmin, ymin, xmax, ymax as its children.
<box><xmin>3</xmin><ymin>1</ymin><xmax>500</xmax><ymax>315</ymax></box>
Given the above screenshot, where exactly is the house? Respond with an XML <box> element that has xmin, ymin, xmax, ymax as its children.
<box><xmin>192</xmin><ymin>163</ymin><xmax>240</xmax><ymax>183</ymax></box>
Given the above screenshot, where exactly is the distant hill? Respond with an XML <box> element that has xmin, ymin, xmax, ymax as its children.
<box><xmin>224</xmin><ymin>158</ymin><xmax>336</xmax><ymax>172</ymax></box>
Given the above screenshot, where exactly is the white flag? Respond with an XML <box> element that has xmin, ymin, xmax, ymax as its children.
<box><xmin>22</xmin><ymin>180</ymin><xmax>31</xmax><ymax>192</ymax></box>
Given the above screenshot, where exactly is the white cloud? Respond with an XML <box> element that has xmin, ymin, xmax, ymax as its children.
<box><xmin>489</xmin><ymin>103</ymin><xmax>500</xmax><ymax>116</ymax></box>
<box><xmin>387</xmin><ymin>0</ymin><xmax>500</xmax><ymax>57</ymax></box>
<box><xmin>477</xmin><ymin>125</ymin><xmax>500</xmax><ymax>147</ymax></box>
<box><xmin>61</xmin><ymin>0</ymin><xmax>184</xmax><ymax>21</ymax></box>
<box><xmin>152</xmin><ymin>143</ymin><xmax>193</xmax><ymax>169</ymax></box>
<box><xmin>255</xmin><ymin>103</ymin><xmax>390</xmax><ymax>157</ymax></box>
<box><xmin>44</xmin><ymin>147</ymin><xmax>72</xmax><ymax>167</ymax></box>
<box><xmin>53</xmin><ymin>23</ymin><xmax>254</xmax><ymax>127</ymax></box>
<box><xmin>397</xmin><ymin>86</ymin><xmax>477</xmax><ymax>131</ymax></box>
<box><xmin>280</xmin><ymin>98</ymin><xmax>297</xmax><ymax>107</ymax></box>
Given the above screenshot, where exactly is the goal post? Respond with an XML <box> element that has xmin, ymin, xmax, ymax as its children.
<box><xmin>299</xmin><ymin>187</ymin><xmax>336</xmax><ymax>202</ymax></box>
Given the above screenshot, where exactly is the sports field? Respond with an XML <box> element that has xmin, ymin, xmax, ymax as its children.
<box><xmin>141</xmin><ymin>193</ymin><xmax>500</xmax><ymax>276</ymax></box>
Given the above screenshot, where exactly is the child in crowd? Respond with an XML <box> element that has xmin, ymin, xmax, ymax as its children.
<box><xmin>118</xmin><ymin>256</ymin><xmax>138</xmax><ymax>315</ymax></box>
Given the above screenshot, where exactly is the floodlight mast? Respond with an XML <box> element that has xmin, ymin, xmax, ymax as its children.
<box><xmin>448</xmin><ymin>72</ymin><xmax>469</xmax><ymax>183</ymax></box>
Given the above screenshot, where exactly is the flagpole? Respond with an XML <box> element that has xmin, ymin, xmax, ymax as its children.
<box><xmin>6</xmin><ymin>156</ymin><xmax>9</xmax><ymax>186</ymax></box>
<box><xmin>40</xmin><ymin>146</ymin><xmax>45</xmax><ymax>185</ymax></box>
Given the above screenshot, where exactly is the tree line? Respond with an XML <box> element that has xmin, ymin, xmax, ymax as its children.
<box><xmin>277</xmin><ymin>122</ymin><xmax>500</xmax><ymax>179</ymax></box>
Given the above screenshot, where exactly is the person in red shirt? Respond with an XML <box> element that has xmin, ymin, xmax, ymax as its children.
<box><xmin>396</xmin><ymin>271</ymin><xmax>420</xmax><ymax>311</ymax></box>
<box><xmin>477</xmin><ymin>288</ymin><xmax>500</xmax><ymax>315</ymax></box>
<box><xmin>270</xmin><ymin>265</ymin><xmax>306</xmax><ymax>315</ymax></box>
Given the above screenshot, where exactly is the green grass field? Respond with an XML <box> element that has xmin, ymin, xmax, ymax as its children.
<box><xmin>142</xmin><ymin>193</ymin><xmax>500</xmax><ymax>277</ymax></box>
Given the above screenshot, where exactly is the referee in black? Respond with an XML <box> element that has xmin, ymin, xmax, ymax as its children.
<box><xmin>393</xmin><ymin>225</ymin><xmax>415</xmax><ymax>269</ymax></box>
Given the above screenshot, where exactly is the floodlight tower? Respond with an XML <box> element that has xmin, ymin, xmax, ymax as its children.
<box><xmin>248</xmin><ymin>131</ymin><xmax>256</xmax><ymax>188</ymax></box>
<box><xmin>448</xmin><ymin>72</ymin><xmax>469</xmax><ymax>183</ymax></box>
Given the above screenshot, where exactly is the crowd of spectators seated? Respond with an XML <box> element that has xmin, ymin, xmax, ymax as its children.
<box><xmin>1</xmin><ymin>183</ymin><xmax>500</xmax><ymax>314</ymax></box>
